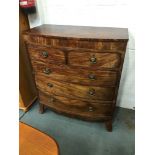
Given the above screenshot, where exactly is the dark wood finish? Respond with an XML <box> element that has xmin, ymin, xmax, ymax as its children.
<box><xmin>23</xmin><ymin>35</ymin><xmax>127</xmax><ymax>51</ymax></box>
<box><xmin>105</xmin><ymin>120</ymin><xmax>112</xmax><ymax>132</ymax></box>
<box><xmin>32</xmin><ymin>63</ymin><xmax>118</xmax><ymax>86</ymax></box>
<box><xmin>39</xmin><ymin>103</ymin><xmax>44</xmax><ymax>114</ymax></box>
<box><xmin>27</xmin><ymin>44</ymin><xmax>66</xmax><ymax>65</ymax></box>
<box><xmin>23</xmin><ymin>24</ymin><xmax>128</xmax><ymax>41</ymax></box>
<box><xmin>19</xmin><ymin>122</ymin><xmax>59</xmax><ymax>155</ymax></box>
<box><xmin>35</xmin><ymin>76</ymin><xmax>115</xmax><ymax>101</ymax></box>
<box><xmin>68</xmin><ymin>51</ymin><xmax>121</xmax><ymax>69</ymax></box>
<box><xmin>19</xmin><ymin>8</ymin><xmax>37</xmax><ymax>112</ymax></box>
<box><xmin>23</xmin><ymin>24</ymin><xmax>128</xmax><ymax>132</ymax></box>
<box><xmin>39</xmin><ymin>91</ymin><xmax>113</xmax><ymax>121</ymax></box>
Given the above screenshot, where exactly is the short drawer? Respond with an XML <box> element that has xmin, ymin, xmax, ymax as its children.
<box><xmin>32</xmin><ymin>63</ymin><xmax>118</xmax><ymax>86</ymax></box>
<box><xmin>39</xmin><ymin>91</ymin><xmax>113</xmax><ymax>117</ymax></box>
<box><xmin>35</xmin><ymin>76</ymin><xmax>115</xmax><ymax>101</ymax></box>
<box><xmin>68</xmin><ymin>51</ymin><xmax>121</xmax><ymax>69</ymax></box>
<box><xmin>27</xmin><ymin>44</ymin><xmax>65</xmax><ymax>65</ymax></box>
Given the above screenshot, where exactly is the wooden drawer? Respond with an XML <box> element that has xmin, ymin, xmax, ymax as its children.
<box><xmin>68</xmin><ymin>51</ymin><xmax>121</xmax><ymax>69</ymax></box>
<box><xmin>27</xmin><ymin>44</ymin><xmax>65</xmax><ymax>65</ymax></box>
<box><xmin>23</xmin><ymin>29</ymin><xmax>127</xmax><ymax>51</ymax></box>
<box><xmin>32</xmin><ymin>63</ymin><xmax>118</xmax><ymax>86</ymax></box>
<box><xmin>35</xmin><ymin>76</ymin><xmax>115</xmax><ymax>101</ymax></box>
<box><xmin>39</xmin><ymin>91</ymin><xmax>113</xmax><ymax>118</ymax></box>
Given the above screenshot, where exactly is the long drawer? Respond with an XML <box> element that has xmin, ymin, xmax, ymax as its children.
<box><xmin>35</xmin><ymin>75</ymin><xmax>116</xmax><ymax>102</ymax></box>
<box><xmin>32</xmin><ymin>63</ymin><xmax>118</xmax><ymax>87</ymax></box>
<box><xmin>39</xmin><ymin>91</ymin><xmax>113</xmax><ymax>119</ymax></box>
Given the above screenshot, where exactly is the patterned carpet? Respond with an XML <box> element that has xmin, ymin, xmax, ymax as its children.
<box><xmin>20</xmin><ymin>101</ymin><xmax>135</xmax><ymax>155</ymax></box>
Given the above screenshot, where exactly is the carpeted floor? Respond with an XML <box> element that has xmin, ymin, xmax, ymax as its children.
<box><xmin>19</xmin><ymin>110</ymin><xmax>25</xmax><ymax>119</ymax></box>
<box><xmin>19</xmin><ymin>101</ymin><xmax>135</xmax><ymax>155</ymax></box>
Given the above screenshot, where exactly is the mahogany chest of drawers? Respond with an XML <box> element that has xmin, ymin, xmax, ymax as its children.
<box><xmin>23</xmin><ymin>24</ymin><xmax>128</xmax><ymax>131</ymax></box>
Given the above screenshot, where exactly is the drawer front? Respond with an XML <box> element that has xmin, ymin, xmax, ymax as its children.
<box><xmin>39</xmin><ymin>91</ymin><xmax>113</xmax><ymax>117</ymax></box>
<box><xmin>27</xmin><ymin>44</ymin><xmax>65</xmax><ymax>65</ymax></box>
<box><xmin>35</xmin><ymin>76</ymin><xmax>115</xmax><ymax>101</ymax></box>
<box><xmin>24</xmin><ymin>35</ymin><xmax>127</xmax><ymax>51</ymax></box>
<box><xmin>68</xmin><ymin>51</ymin><xmax>121</xmax><ymax>69</ymax></box>
<box><xmin>32</xmin><ymin>63</ymin><xmax>118</xmax><ymax>86</ymax></box>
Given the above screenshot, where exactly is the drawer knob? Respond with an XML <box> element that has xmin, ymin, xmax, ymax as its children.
<box><xmin>88</xmin><ymin>88</ymin><xmax>95</xmax><ymax>95</ymax></box>
<box><xmin>42</xmin><ymin>51</ymin><xmax>48</xmax><ymax>58</ymax></box>
<box><xmin>43</xmin><ymin>68</ymin><xmax>51</xmax><ymax>75</ymax></box>
<box><xmin>88</xmin><ymin>106</ymin><xmax>93</xmax><ymax>112</ymax></box>
<box><xmin>47</xmin><ymin>83</ymin><xmax>53</xmax><ymax>88</ymax></box>
<box><xmin>88</xmin><ymin>74</ymin><xmax>96</xmax><ymax>80</ymax></box>
<box><xmin>90</xmin><ymin>56</ymin><xmax>97</xmax><ymax>64</ymax></box>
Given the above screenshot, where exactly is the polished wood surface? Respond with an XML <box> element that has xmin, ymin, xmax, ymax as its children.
<box><xmin>24</xmin><ymin>35</ymin><xmax>127</xmax><ymax>50</ymax></box>
<box><xmin>32</xmin><ymin>63</ymin><xmax>118</xmax><ymax>86</ymax></box>
<box><xmin>19</xmin><ymin>122</ymin><xmax>59</xmax><ymax>155</ymax></box>
<box><xmin>19</xmin><ymin>8</ymin><xmax>37</xmax><ymax>111</ymax></box>
<box><xmin>27</xmin><ymin>44</ymin><xmax>65</xmax><ymax>65</ymax></box>
<box><xmin>39</xmin><ymin>91</ymin><xmax>113</xmax><ymax>120</ymax></box>
<box><xmin>23</xmin><ymin>24</ymin><xmax>128</xmax><ymax>131</ymax></box>
<box><xmin>23</xmin><ymin>24</ymin><xmax>128</xmax><ymax>40</ymax></box>
<box><xmin>68</xmin><ymin>51</ymin><xmax>121</xmax><ymax>69</ymax></box>
<box><xmin>35</xmin><ymin>77</ymin><xmax>115</xmax><ymax>101</ymax></box>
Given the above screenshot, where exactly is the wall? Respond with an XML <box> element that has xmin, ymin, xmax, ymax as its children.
<box><xmin>28</xmin><ymin>0</ymin><xmax>135</xmax><ymax>109</ymax></box>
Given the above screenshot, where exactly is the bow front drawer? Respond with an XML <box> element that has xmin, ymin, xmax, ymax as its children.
<box><xmin>39</xmin><ymin>91</ymin><xmax>113</xmax><ymax>120</ymax></box>
<box><xmin>32</xmin><ymin>63</ymin><xmax>118</xmax><ymax>86</ymax></box>
<box><xmin>68</xmin><ymin>51</ymin><xmax>121</xmax><ymax>69</ymax></box>
<box><xmin>35</xmin><ymin>76</ymin><xmax>115</xmax><ymax>101</ymax></box>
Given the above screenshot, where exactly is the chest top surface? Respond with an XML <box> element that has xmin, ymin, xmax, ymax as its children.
<box><xmin>23</xmin><ymin>24</ymin><xmax>128</xmax><ymax>41</ymax></box>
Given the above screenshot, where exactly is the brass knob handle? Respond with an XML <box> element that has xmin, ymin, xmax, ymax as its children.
<box><xmin>47</xmin><ymin>83</ymin><xmax>53</xmax><ymax>88</ymax></box>
<box><xmin>42</xmin><ymin>51</ymin><xmax>48</xmax><ymax>58</ymax></box>
<box><xmin>90</xmin><ymin>56</ymin><xmax>97</xmax><ymax>64</ymax></box>
<box><xmin>88</xmin><ymin>106</ymin><xmax>93</xmax><ymax>112</ymax></box>
<box><xmin>88</xmin><ymin>74</ymin><xmax>96</xmax><ymax>80</ymax></box>
<box><xmin>43</xmin><ymin>68</ymin><xmax>51</xmax><ymax>75</ymax></box>
<box><xmin>88</xmin><ymin>88</ymin><xmax>95</xmax><ymax>95</ymax></box>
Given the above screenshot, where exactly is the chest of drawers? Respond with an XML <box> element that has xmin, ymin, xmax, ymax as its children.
<box><xmin>23</xmin><ymin>24</ymin><xmax>128</xmax><ymax>131</ymax></box>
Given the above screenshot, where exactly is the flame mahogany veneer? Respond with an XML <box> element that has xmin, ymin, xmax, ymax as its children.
<box><xmin>23</xmin><ymin>24</ymin><xmax>128</xmax><ymax>132</ymax></box>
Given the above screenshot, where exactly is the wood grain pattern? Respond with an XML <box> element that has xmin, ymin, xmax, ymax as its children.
<box><xmin>35</xmin><ymin>76</ymin><xmax>115</xmax><ymax>101</ymax></box>
<box><xmin>23</xmin><ymin>24</ymin><xmax>128</xmax><ymax>41</ymax></box>
<box><xmin>68</xmin><ymin>51</ymin><xmax>121</xmax><ymax>69</ymax></box>
<box><xmin>24</xmin><ymin>36</ymin><xmax>127</xmax><ymax>51</ymax></box>
<box><xmin>27</xmin><ymin>44</ymin><xmax>65</xmax><ymax>65</ymax></box>
<box><xmin>39</xmin><ymin>91</ymin><xmax>113</xmax><ymax>120</ymax></box>
<box><xmin>19</xmin><ymin>122</ymin><xmax>59</xmax><ymax>155</ymax></box>
<box><xmin>31</xmin><ymin>63</ymin><xmax>118</xmax><ymax>86</ymax></box>
<box><xmin>23</xmin><ymin>24</ymin><xmax>128</xmax><ymax>131</ymax></box>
